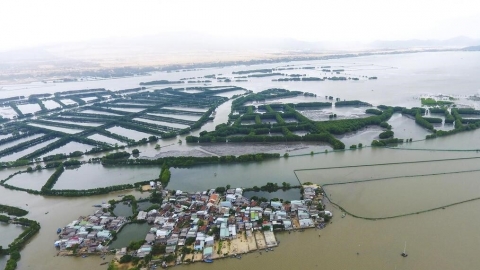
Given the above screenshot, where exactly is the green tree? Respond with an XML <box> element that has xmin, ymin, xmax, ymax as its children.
<box><xmin>132</xmin><ymin>149</ymin><xmax>140</xmax><ymax>155</ymax></box>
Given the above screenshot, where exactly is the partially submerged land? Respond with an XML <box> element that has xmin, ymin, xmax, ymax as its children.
<box><xmin>2</xmin><ymin>52</ymin><xmax>480</xmax><ymax>270</ymax></box>
<box><xmin>54</xmin><ymin>183</ymin><xmax>329</xmax><ymax>269</ymax></box>
<box><xmin>0</xmin><ymin>204</ymin><xmax>40</xmax><ymax>270</ymax></box>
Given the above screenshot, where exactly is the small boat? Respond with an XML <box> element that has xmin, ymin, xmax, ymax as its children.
<box><xmin>236</xmin><ymin>255</ymin><xmax>241</xmax><ymax>259</ymax></box>
<box><xmin>93</xmin><ymin>204</ymin><xmax>101</xmax><ymax>207</ymax></box>
<box><xmin>203</xmin><ymin>259</ymin><xmax>213</xmax><ymax>263</ymax></box>
<box><xmin>45</xmin><ymin>212</ymin><xmax>49</xmax><ymax>215</ymax></box>
<box><xmin>57</xmin><ymin>228</ymin><xmax>62</xmax><ymax>234</ymax></box>
<box><xmin>342</xmin><ymin>213</ymin><xmax>346</xmax><ymax>218</ymax></box>
<box><xmin>100</xmin><ymin>262</ymin><xmax>108</xmax><ymax>265</ymax></box>
<box><xmin>401</xmin><ymin>241</ymin><xmax>408</xmax><ymax>257</ymax></box>
<box><xmin>82</xmin><ymin>255</ymin><xmax>88</xmax><ymax>258</ymax></box>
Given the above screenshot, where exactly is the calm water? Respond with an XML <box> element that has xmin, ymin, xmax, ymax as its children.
<box><xmin>54</xmin><ymin>164</ymin><xmax>161</xmax><ymax>190</ymax></box>
<box><xmin>27</xmin><ymin>123</ymin><xmax>84</xmax><ymax>134</ymax></box>
<box><xmin>39</xmin><ymin>141</ymin><xmax>93</xmax><ymax>158</ymax></box>
<box><xmin>112</xmin><ymin>203</ymin><xmax>133</xmax><ymax>217</ymax></box>
<box><xmin>0</xmin><ymin>52</ymin><xmax>480</xmax><ymax>269</ymax></box>
<box><xmin>106</xmin><ymin>126</ymin><xmax>154</xmax><ymax>141</ymax></box>
<box><xmin>0</xmin><ymin>138</ymin><xmax>60</xmax><ymax>162</ymax></box>
<box><xmin>0</xmin><ymin>133</ymin><xmax>44</xmax><ymax>151</ymax></box>
<box><xmin>6</xmin><ymin>169</ymin><xmax>56</xmax><ymax>190</ymax></box>
<box><xmin>109</xmin><ymin>223</ymin><xmax>150</xmax><ymax>249</ymax></box>
<box><xmin>0</xmin><ymin>222</ymin><xmax>25</xmax><ymax>246</ymax></box>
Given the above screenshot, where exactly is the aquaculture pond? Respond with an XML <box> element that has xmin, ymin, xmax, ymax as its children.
<box><xmin>6</xmin><ymin>169</ymin><xmax>56</xmax><ymax>190</ymax></box>
<box><xmin>162</xmin><ymin>106</ymin><xmax>207</xmax><ymax>113</ymax></box>
<box><xmin>0</xmin><ymin>138</ymin><xmax>60</xmax><ymax>162</ymax></box>
<box><xmin>109</xmin><ymin>107</ymin><xmax>146</xmax><ymax>113</ymax></box>
<box><xmin>106</xmin><ymin>126</ymin><xmax>155</xmax><ymax>141</ymax></box>
<box><xmin>43</xmin><ymin>100</ymin><xmax>61</xmax><ymax>110</ymax></box>
<box><xmin>80</xmin><ymin>109</ymin><xmax>122</xmax><ymax>116</ymax></box>
<box><xmin>17</xmin><ymin>103</ymin><xmax>41</xmax><ymax>114</ymax></box>
<box><xmin>109</xmin><ymin>223</ymin><xmax>151</xmax><ymax>249</ymax></box>
<box><xmin>87</xmin><ymin>134</ymin><xmax>125</xmax><ymax>146</ymax></box>
<box><xmin>137</xmin><ymin>201</ymin><xmax>154</xmax><ymax>211</ymax></box>
<box><xmin>133</xmin><ymin>118</ymin><xmax>189</xmax><ymax>129</ymax></box>
<box><xmin>112</xmin><ymin>203</ymin><xmax>133</xmax><ymax>217</ymax></box>
<box><xmin>27</xmin><ymin>123</ymin><xmax>84</xmax><ymax>134</ymax></box>
<box><xmin>298</xmin><ymin>106</ymin><xmax>370</xmax><ymax>121</ymax></box>
<box><xmin>54</xmin><ymin>164</ymin><xmax>161</xmax><ymax>190</ymax></box>
<box><xmin>0</xmin><ymin>106</ymin><xmax>19</xmax><ymax>118</ymax></box>
<box><xmin>0</xmin><ymin>133</ymin><xmax>45</xmax><ymax>151</ymax></box>
<box><xmin>59</xmin><ymin>99</ymin><xmax>77</xmax><ymax>105</ymax></box>
<box><xmin>0</xmin><ymin>222</ymin><xmax>25</xmax><ymax>246</ymax></box>
<box><xmin>39</xmin><ymin>142</ymin><xmax>93</xmax><ymax>158</ymax></box>
<box><xmin>147</xmin><ymin>113</ymin><xmax>200</xmax><ymax>122</ymax></box>
<box><xmin>42</xmin><ymin>119</ymin><xmax>104</xmax><ymax>127</ymax></box>
<box><xmin>387</xmin><ymin>113</ymin><xmax>432</xmax><ymax>140</ymax></box>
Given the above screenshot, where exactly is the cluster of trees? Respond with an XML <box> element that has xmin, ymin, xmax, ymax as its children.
<box><xmin>139</xmin><ymin>80</ymin><xmax>184</xmax><ymax>85</ymax></box>
<box><xmin>0</xmin><ymin>134</ymin><xmax>57</xmax><ymax>159</ymax></box>
<box><xmin>159</xmin><ymin>163</ymin><xmax>171</xmax><ymax>187</ymax></box>
<box><xmin>104</xmin><ymin>151</ymin><xmax>131</xmax><ymax>160</ymax></box>
<box><xmin>379</xmin><ymin>130</ymin><xmax>394</xmax><ymax>139</ymax></box>
<box><xmin>316</xmin><ymin>108</ymin><xmax>394</xmax><ymax>135</ymax></box>
<box><xmin>335</xmin><ymin>100</ymin><xmax>372</xmax><ymax>107</ymax></box>
<box><xmin>366</xmin><ymin>108</ymin><xmax>383</xmax><ymax>115</ymax></box>
<box><xmin>41</xmin><ymin>165</ymin><xmax>64</xmax><ymax>191</ymax></box>
<box><xmin>43</xmin><ymin>151</ymin><xmax>83</xmax><ymax>162</ymax></box>
<box><xmin>0</xmin><ymin>204</ymin><xmax>28</xmax><ymax>216</ymax></box>
<box><xmin>415</xmin><ymin>112</ymin><xmax>434</xmax><ymax>130</ymax></box>
<box><xmin>3</xmin><ymin>217</ymin><xmax>41</xmax><ymax>270</ymax></box>
<box><xmin>421</xmin><ymin>98</ymin><xmax>453</xmax><ymax>106</ymax></box>
<box><xmin>371</xmin><ymin>138</ymin><xmax>404</xmax><ymax>146</ymax></box>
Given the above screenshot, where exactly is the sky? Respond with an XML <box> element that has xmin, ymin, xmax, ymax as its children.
<box><xmin>0</xmin><ymin>0</ymin><xmax>479</xmax><ymax>51</ymax></box>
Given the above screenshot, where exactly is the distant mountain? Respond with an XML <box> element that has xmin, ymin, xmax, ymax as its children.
<box><xmin>462</xmin><ymin>45</ymin><xmax>480</xmax><ymax>51</ymax></box>
<box><xmin>369</xmin><ymin>36</ymin><xmax>480</xmax><ymax>49</ymax></box>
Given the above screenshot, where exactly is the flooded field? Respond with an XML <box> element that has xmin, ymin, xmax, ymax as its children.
<box><xmin>162</xmin><ymin>106</ymin><xmax>207</xmax><ymax>113</ymax></box>
<box><xmin>43</xmin><ymin>100</ymin><xmax>61</xmax><ymax>110</ymax></box>
<box><xmin>133</xmin><ymin>118</ymin><xmax>189</xmax><ymax>129</ymax></box>
<box><xmin>148</xmin><ymin>112</ymin><xmax>200</xmax><ymax>122</ymax></box>
<box><xmin>54</xmin><ymin>164</ymin><xmax>161</xmax><ymax>190</ymax></box>
<box><xmin>27</xmin><ymin>123</ymin><xmax>84</xmax><ymax>134</ymax></box>
<box><xmin>299</xmin><ymin>106</ymin><xmax>370</xmax><ymax>121</ymax></box>
<box><xmin>42</xmin><ymin>119</ymin><xmax>103</xmax><ymax>127</ymax></box>
<box><xmin>0</xmin><ymin>222</ymin><xmax>25</xmax><ymax>246</ymax></box>
<box><xmin>0</xmin><ymin>138</ymin><xmax>60</xmax><ymax>162</ymax></box>
<box><xmin>87</xmin><ymin>133</ymin><xmax>125</xmax><ymax>145</ymax></box>
<box><xmin>6</xmin><ymin>169</ymin><xmax>56</xmax><ymax>190</ymax></box>
<box><xmin>39</xmin><ymin>141</ymin><xmax>93</xmax><ymax>157</ymax></box>
<box><xmin>387</xmin><ymin>113</ymin><xmax>432</xmax><ymax>140</ymax></box>
<box><xmin>324</xmin><ymin>170</ymin><xmax>480</xmax><ymax>218</ymax></box>
<box><xmin>0</xmin><ymin>106</ymin><xmax>18</xmax><ymax>118</ymax></box>
<box><xmin>106</xmin><ymin>126</ymin><xmax>154</xmax><ymax>141</ymax></box>
<box><xmin>17</xmin><ymin>103</ymin><xmax>41</xmax><ymax>114</ymax></box>
<box><xmin>80</xmin><ymin>109</ymin><xmax>122</xmax><ymax>116</ymax></box>
<box><xmin>0</xmin><ymin>133</ymin><xmax>44</xmax><ymax>151</ymax></box>
<box><xmin>59</xmin><ymin>99</ymin><xmax>77</xmax><ymax>105</ymax></box>
<box><xmin>110</xmin><ymin>107</ymin><xmax>146</xmax><ymax>113</ymax></box>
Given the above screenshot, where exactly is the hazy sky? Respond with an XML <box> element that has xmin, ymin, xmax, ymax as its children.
<box><xmin>1</xmin><ymin>0</ymin><xmax>479</xmax><ymax>50</ymax></box>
